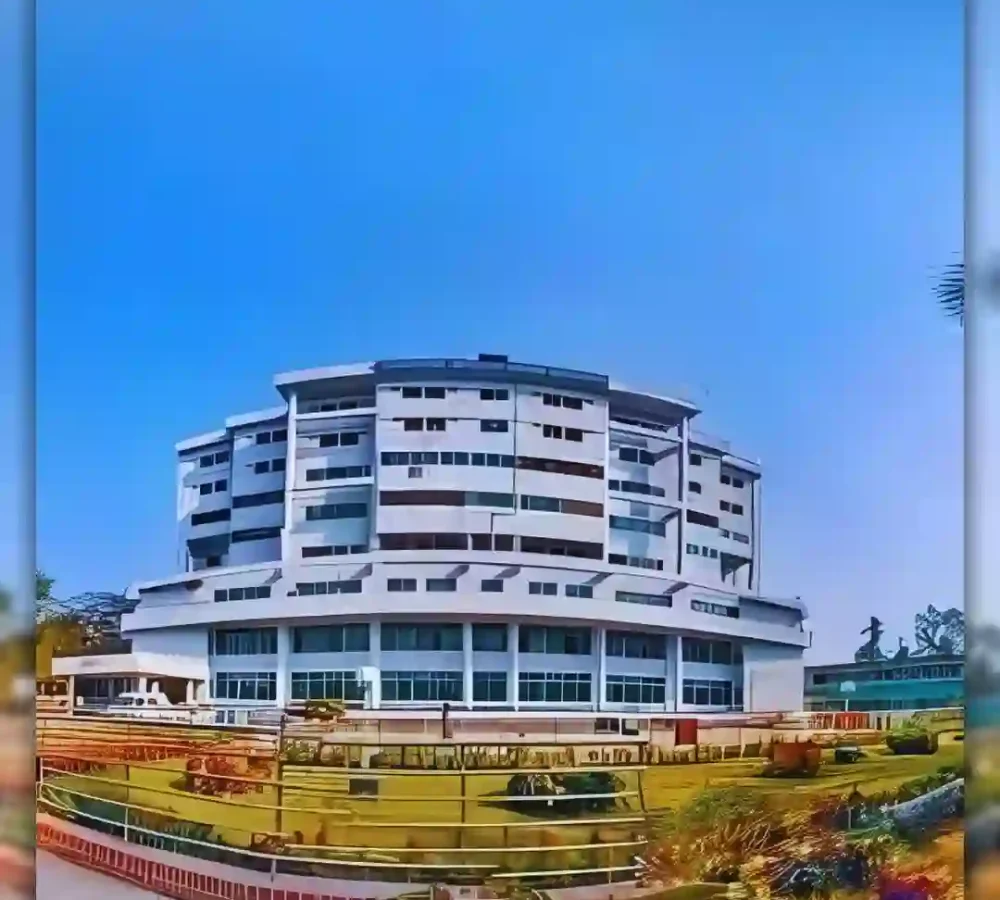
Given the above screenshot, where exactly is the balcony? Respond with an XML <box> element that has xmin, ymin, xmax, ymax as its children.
<box><xmin>53</xmin><ymin>638</ymin><xmax>133</xmax><ymax>658</ymax></box>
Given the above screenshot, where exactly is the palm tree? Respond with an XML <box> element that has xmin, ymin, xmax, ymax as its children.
<box><xmin>935</xmin><ymin>260</ymin><xmax>964</xmax><ymax>323</ymax></box>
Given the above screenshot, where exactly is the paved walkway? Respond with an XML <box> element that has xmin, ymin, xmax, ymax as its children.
<box><xmin>37</xmin><ymin>850</ymin><xmax>159</xmax><ymax>898</ymax></box>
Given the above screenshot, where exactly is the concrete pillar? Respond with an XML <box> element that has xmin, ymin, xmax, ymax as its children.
<box><xmin>595</xmin><ymin>627</ymin><xmax>606</xmax><ymax>712</ymax></box>
<box><xmin>138</xmin><ymin>676</ymin><xmax>148</xmax><ymax>694</ymax></box>
<box><xmin>674</xmin><ymin>634</ymin><xmax>684</xmax><ymax>712</ymax></box>
<box><xmin>185</xmin><ymin>680</ymin><xmax>195</xmax><ymax>704</ymax></box>
<box><xmin>66</xmin><ymin>675</ymin><xmax>75</xmax><ymax>713</ymax></box>
<box><xmin>508</xmin><ymin>623</ymin><xmax>520</xmax><ymax>711</ymax></box>
<box><xmin>275</xmin><ymin>626</ymin><xmax>291</xmax><ymax>708</ymax></box>
<box><xmin>462</xmin><ymin>622</ymin><xmax>474</xmax><ymax>709</ymax></box>
<box><xmin>281</xmin><ymin>391</ymin><xmax>298</xmax><ymax>562</ymax></box>
<box><xmin>678</xmin><ymin>417</ymin><xmax>690</xmax><ymax>575</ymax></box>
<box><xmin>369</xmin><ymin>621</ymin><xmax>382</xmax><ymax>710</ymax></box>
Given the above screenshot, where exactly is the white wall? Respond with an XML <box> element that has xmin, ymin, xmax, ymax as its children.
<box><xmin>743</xmin><ymin>642</ymin><xmax>805</xmax><ymax>712</ymax></box>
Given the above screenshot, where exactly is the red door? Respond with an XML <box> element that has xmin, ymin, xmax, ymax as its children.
<box><xmin>675</xmin><ymin>718</ymin><xmax>699</xmax><ymax>745</ymax></box>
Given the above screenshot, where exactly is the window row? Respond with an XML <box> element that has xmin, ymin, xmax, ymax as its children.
<box><xmin>198</xmin><ymin>450</ymin><xmax>231</xmax><ymax>468</ymax></box>
<box><xmin>198</xmin><ymin>479</ymin><xmax>228</xmax><ymax>496</ymax></box>
<box><xmin>304</xmin><ymin>501</ymin><xmax>368</xmax><ymax>521</ymax></box>
<box><xmin>381</xmin><ymin>490</ymin><xmax>515</xmax><ymax>509</ymax></box>
<box><xmin>720</xmin><ymin>473</ymin><xmax>746</xmax><ymax>488</ymax></box>
<box><xmin>687</xmin><ymin>543</ymin><xmax>719</xmax><ymax>559</ymax></box>
<box><xmin>301</xmin><ymin>397</ymin><xmax>374</xmax><ymax>413</ymax></box>
<box><xmin>540</xmin><ymin>392</ymin><xmax>588</xmax><ymax>410</ymax></box>
<box><xmin>691</xmin><ymin>599</ymin><xmax>740</xmax><ymax>619</ymax></box>
<box><xmin>253</xmin><ymin>458</ymin><xmax>286</xmax><ymax>475</ymax></box>
<box><xmin>255</xmin><ymin>428</ymin><xmax>288</xmax><ymax>445</ymax></box>
<box><xmin>312</xmin><ymin>431</ymin><xmax>363</xmax><ymax>448</ymax></box>
<box><xmin>520</xmin><ymin>494</ymin><xmax>603</xmax><ymax>517</ymax></box>
<box><xmin>540</xmin><ymin>423</ymin><xmax>584</xmax><ymax>442</ymax></box>
<box><xmin>295</xmin><ymin>579</ymin><xmax>363</xmax><ymax>596</ymax></box>
<box><xmin>378</xmin><ymin>532</ymin><xmax>604</xmax><ymax>560</ymax></box>
<box><xmin>382</xmin><ymin>450</ymin><xmax>515</xmax><ymax>468</ymax></box>
<box><xmin>301</xmin><ymin>543</ymin><xmax>369</xmax><ymax>558</ymax></box>
<box><xmin>214</xmin><ymin>586</ymin><xmax>272</xmax><ymax>603</ymax></box>
<box><xmin>618</xmin><ymin>447</ymin><xmax>657</xmax><ymax>465</ymax></box>
<box><xmin>606</xmin><ymin>674</ymin><xmax>667</xmax><ymax>705</ymax></box>
<box><xmin>305</xmin><ymin>464</ymin><xmax>372</xmax><ymax>482</ymax></box>
<box><xmin>528</xmin><ymin>581</ymin><xmax>593</xmax><ymax>598</ymax></box>
<box><xmin>616</xmin><ymin>590</ymin><xmax>673</xmax><ymax>607</ymax></box>
<box><xmin>719</xmin><ymin>500</ymin><xmax>745</xmax><ymax>515</ymax></box>
<box><xmin>610</xmin><ymin>515</ymin><xmax>666</xmax><ymax>537</ymax></box>
<box><xmin>682</xmin><ymin>637</ymin><xmax>743</xmax><ymax>665</ymax></box>
<box><xmin>233</xmin><ymin>490</ymin><xmax>284</xmax><ymax>509</ymax></box>
<box><xmin>682</xmin><ymin>678</ymin><xmax>742</xmax><ymax>708</ymax></box>
<box><xmin>608</xmin><ymin>479</ymin><xmax>666</xmax><ymax>498</ymax></box>
<box><xmin>608</xmin><ymin>553</ymin><xmax>664</xmax><ymax>571</ymax></box>
<box><xmin>395</xmin><ymin>417</ymin><xmax>511</xmax><ymax>433</ymax></box>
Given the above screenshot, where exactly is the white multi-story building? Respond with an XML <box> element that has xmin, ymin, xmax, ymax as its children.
<box><xmin>59</xmin><ymin>355</ymin><xmax>810</xmax><ymax>715</ymax></box>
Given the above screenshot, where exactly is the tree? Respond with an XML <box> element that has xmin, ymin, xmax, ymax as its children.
<box><xmin>935</xmin><ymin>260</ymin><xmax>964</xmax><ymax>323</ymax></box>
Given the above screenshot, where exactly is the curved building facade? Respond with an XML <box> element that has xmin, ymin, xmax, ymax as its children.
<box><xmin>108</xmin><ymin>355</ymin><xmax>809</xmax><ymax>715</ymax></box>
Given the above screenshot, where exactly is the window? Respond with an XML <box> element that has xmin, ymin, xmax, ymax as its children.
<box><xmin>608</xmin><ymin>553</ymin><xmax>664</xmax><ymax>571</ymax></box>
<box><xmin>472</xmin><ymin>624</ymin><xmax>508</xmax><ymax>652</ymax></box>
<box><xmin>682</xmin><ymin>638</ymin><xmax>741</xmax><ymax>665</ymax></box>
<box><xmin>205</xmin><ymin>555</ymin><xmax>222</xmax><ymax>568</ymax></box>
<box><xmin>543</xmin><ymin>424</ymin><xmax>562</xmax><ymax>439</ymax></box>
<box><xmin>480</xmin><ymin>388</ymin><xmax>510</xmax><ymax>401</ymax></box>
<box><xmin>541</xmin><ymin>392</ymin><xmax>585</xmax><ymax>410</ymax></box>
<box><xmin>520</xmin><ymin>494</ymin><xmax>603</xmax><ymax>517</ymax></box>
<box><xmin>426</xmin><ymin>578</ymin><xmax>457</xmax><ymax>592</ymax></box>
<box><xmin>609</xmin><ymin>515</ymin><xmax>667</xmax><ymax>537</ymax></box>
<box><xmin>199</xmin><ymin>481</ymin><xmax>220</xmax><ymax>496</ymax></box>
<box><xmin>720</xmin><ymin>501</ymin><xmax>730</xmax><ymax>512</ymax></box>
<box><xmin>565</xmin><ymin>584</ymin><xmax>593</xmax><ymax>599</ymax></box>
<box><xmin>305</xmin><ymin>465</ymin><xmax>372</xmax><ymax>482</ymax></box>
<box><xmin>403</xmin><ymin>418</ymin><xmax>423</xmax><ymax>431</ymax></box>
<box><xmin>387</xmin><ymin>578</ymin><xmax>417</xmax><ymax>592</ymax></box>
<box><xmin>689</xmin><ymin>453</ymin><xmax>702</xmax><ymax>466</ymax></box>
<box><xmin>424</xmin><ymin>386</ymin><xmax>446</xmax><ymax>399</ymax></box>
<box><xmin>254</xmin><ymin>459</ymin><xmax>286</xmax><ymax>475</ymax></box>
<box><xmin>427</xmin><ymin>418</ymin><xmax>446</xmax><ymax>432</ymax></box>
<box><xmin>481</xmin><ymin>579</ymin><xmax>504</xmax><ymax>593</ymax></box>
<box><xmin>380</xmin><ymin>490</ymin><xmax>515</xmax><ymax>509</ymax></box>
<box><xmin>318</xmin><ymin>431</ymin><xmax>362</xmax><ymax>448</ymax></box>
<box><xmin>733</xmin><ymin>532</ymin><xmax>750</xmax><ymax>544</ymax></box>
<box><xmin>516</xmin><ymin>455</ymin><xmax>603</xmax><ymax>479</ymax></box>
<box><xmin>213</xmin><ymin>586</ymin><xmax>271</xmax><ymax>602</ymax></box>
<box><xmin>380</xmin><ymin>451</ymin><xmax>514</xmax><ymax>469</ymax></box>
<box><xmin>473</xmin><ymin>672</ymin><xmax>507</xmax><ymax>702</ymax></box>
<box><xmin>617</xmin><ymin>590</ymin><xmax>673</xmax><ymax>607</ymax></box>
<box><xmin>617</xmin><ymin>446</ymin><xmax>656</xmax><ymax>465</ymax></box>
<box><xmin>192</xmin><ymin>509</ymin><xmax>231</xmax><ymax>526</ymax></box>
<box><xmin>732</xmin><ymin>504</ymin><xmax>745</xmax><ymax>516</ymax></box>
<box><xmin>233</xmin><ymin>491</ymin><xmax>284</xmax><ymax>508</ymax></box>
<box><xmin>686</xmin><ymin>510</ymin><xmax>720</xmax><ymax>528</ymax></box>
<box><xmin>290</xmin><ymin>671</ymin><xmax>363</xmax><ymax>702</ymax></box>
<box><xmin>381</xmin><ymin>671</ymin><xmax>463</xmax><ymax>703</ymax></box>
<box><xmin>606</xmin><ymin>674</ymin><xmax>666</xmax><ymax>706</ymax></box>
<box><xmin>480</xmin><ymin>419</ymin><xmax>509</xmax><ymax>433</ymax></box>
<box><xmin>733</xmin><ymin>478</ymin><xmax>745</xmax><ymax>489</ymax></box>
<box><xmin>381</xmin><ymin>623</ymin><xmax>463</xmax><ymax>652</ymax></box>
<box><xmin>518</xmin><ymin>672</ymin><xmax>591</xmax><ymax>703</ymax></box>
<box><xmin>565</xmin><ymin>428</ymin><xmax>583</xmax><ymax>442</ymax></box>
<box><xmin>199</xmin><ymin>450</ymin><xmax>231</xmax><ymax>468</ymax></box>
<box><xmin>607</xmin><ymin>631</ymin><xmax>667</xmax><ymax>660</ymax></box>
<box><xmin>305</xmin><ymin>502</ymin><xmax>368</xmax><ymax>521</ymax></box>
<box><xmin>720</xmin><ymin>474</ymin><xmax>731</xmax><ymax>485</ymax></box>
<box><xmin>528</xmin><ymin>581</ymin><xmax>558</xmax><ymax>596</ymax></box>
<box><xmin>292</xmin><ymin>624</ymin><xmax>370</xmax><ymax>653</ymax></box>
<box><xmin>682</xmin><ymin>679</ymin><xmax>735</xmax><ymax>708</ymax></box>
<box><xmin>211</xmin><ymin>628</ymin><xmax>278</xmax><ymax>656</ymax></box>
<box><xmin>214</xmin><ymin>672</ymin><xmax>276</xmax><ymax>702</ymax></box>
<box><xmin>232</xmin><ymin>526</ymin><xmax>281</xmax><ymax>543</ymax></box>
<box><xmin>692</xmin><ymin>599</ymin><xmax>739</xmax><ymax>618</ymax></box>
<box><xmin>295</xmin><ymin>580</ymin><xmax>363</xmax><ymax>596</ymax></box>
<box><xmin>519</xmin><ymin>626</ymin><xmax>591</xmax><ymax>655</ymax></box>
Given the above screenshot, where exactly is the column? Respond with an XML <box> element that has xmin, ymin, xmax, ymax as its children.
<box><xmin>281</xmin><ymin>391</ymin><xmax>298</xmax><ymax>562</ymax></box>
<box><xmin>508</xmin><ymin>623</ymin><xmax>520</xmax><ymax>711</ymax></box>
<box><xmin>369</xmin><ymin>621</ymin><xmax>382</xmax><ymax>710</ymax></box>
<box><xmin>595</xmin><ymin>627</ymin><xmax>607</xmax><ymax>712</ymax></box>
<box><xmin>750</xmin><ymin>477</ymin><xmax>763</xmax><ymax>592</ymax></box>
<box><xmin>275</xmin><ymin>626</ymin><xmax>291</xmax><ymax>707</ymax></box>
<box><xmin>463</xmin><ymin>622</ymin><xmax>474</xmax><ymax>710</ymax></box>
<box><xmin>66</xmin><ymin>675</ymin><xmax>76</xmax><ymax>713</ymax></box>
<box><xmin>674</xmin><ymin>634</ymin><xmax>684</xmax><ymax>712</ymax></box>
<box><xmin>185</xmin><ymin>680</ymin><xmax>195</xmax><ymax>704</ymax></box>
<box><xmin>138</xmin><ymin>676</ymin><xmax>148</xmax><ymax>694</ymax></box>
<box><xmin>678</xmin><ymin>417</ymin><xmax>690</xmax><ymax>575</ymax></box>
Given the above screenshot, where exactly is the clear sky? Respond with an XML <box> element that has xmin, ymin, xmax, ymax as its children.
<box><xmin>26</xmin><ymin>1</ymin><xmax>963</xmax><ymax>662</ymax></box>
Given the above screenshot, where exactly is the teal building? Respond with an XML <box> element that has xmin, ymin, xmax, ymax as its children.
<box><xmin>804</xmin><ymin>654</ymin><xmax>964</xmax><ymax>712</ymax></box>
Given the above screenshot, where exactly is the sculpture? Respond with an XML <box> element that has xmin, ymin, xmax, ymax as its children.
<box><xmin>892</xmin><ymin>636</ymin><xmax>910</xmax><ymax>660</ymax></box>
<box><xmin>854</xmin><ymin>616</ymin><xmax>887</xmax><ymax>663</ymax></box>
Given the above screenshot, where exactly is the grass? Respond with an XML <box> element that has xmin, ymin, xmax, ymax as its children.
<box><xmin>39</xmin><ymin>739</ymin><xmax>964</xmax><ymax>875</ymax></box>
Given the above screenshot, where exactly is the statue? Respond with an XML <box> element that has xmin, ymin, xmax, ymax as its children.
<box><xmin>892</xmin><ymin>637</ymin><xmax>910</xmax><ymax>661</ymax></box>
<box><xmin>913</xmin><ymin>605</ymin><xmax>965</xmax><ymax>656</ymax></box>
<box><xmin>854</xmin><ymin>616</ymin><xmax>887</xmax><ymax>663</ymax></box>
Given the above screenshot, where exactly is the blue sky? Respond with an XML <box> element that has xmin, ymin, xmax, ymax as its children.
<box><xmin>21</xmin><ymin>1</ymin><xmax>964</xmax><ymax>661</ymax></box>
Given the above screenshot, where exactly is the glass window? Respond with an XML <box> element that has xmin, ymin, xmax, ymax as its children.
<box><xmin>472</xmin><ymin>624</ymin><xmax>508</xmax><ymax>652</ymax></box>
<box><xmin>211</xmin><ymin>628</ymin><xmax>278</xmax><ymax>656</ymax></box>
<box><xmin>290</xmin><ymin>671</ymin><xmax>363</xmax><ymax>702</ymax></box>
<box><xmin>472</xmin><ymin>672</ymin><xmax>507</xmax><ymax>702</ymax></box>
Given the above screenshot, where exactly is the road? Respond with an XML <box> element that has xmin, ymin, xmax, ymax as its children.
<box><xmin>36</xmin><ymin>850</ymin><xmax>159</xmax><ymax>898</ymax></box>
